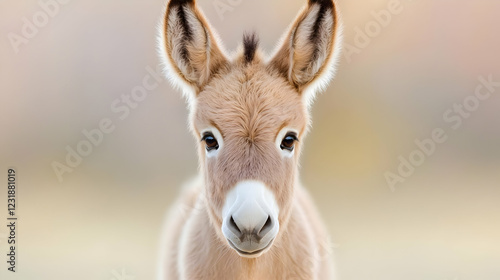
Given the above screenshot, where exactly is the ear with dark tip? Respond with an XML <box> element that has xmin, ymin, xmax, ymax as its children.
<box><xmin>268</xmin><ymin>0</ymin><xmax>342</xmax><ymax>103</ymax></box>
<box><xmin>160</xmin><ymin>0</ymin><xmax>228</xmax><ymax>95</ymax></box>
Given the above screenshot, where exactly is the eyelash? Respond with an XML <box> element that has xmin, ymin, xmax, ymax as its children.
<box><xmin>280</xmin><ymin>133</ymin><xmax>298</xmax><ymax>151</ymax></box>
<box><xmin>201</xmin><ymin>132</ymin><xmax>219</xmax><ymax>151</ymax></box>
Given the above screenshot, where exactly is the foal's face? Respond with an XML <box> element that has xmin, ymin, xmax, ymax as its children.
<box><xmin>193</xmin><ymin>66</ymin><xmax>308</xmax><ymax>256</ymax></box>
<box><xmin>161</xmin><ymin>0</ymin><xmax>341</xmax><ymax>258</ymax></box>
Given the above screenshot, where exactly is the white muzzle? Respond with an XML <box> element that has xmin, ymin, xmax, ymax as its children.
<box><xmin>221</xmin><ymin>180</ymin><xmax>280</xmax><ymax>258</ymax></box>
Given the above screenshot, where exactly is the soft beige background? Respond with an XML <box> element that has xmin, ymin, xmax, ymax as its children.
<box><xmin>1</xmin><ymin>0</ymin><xmax>499</xmax><ymax>279</ymax></box>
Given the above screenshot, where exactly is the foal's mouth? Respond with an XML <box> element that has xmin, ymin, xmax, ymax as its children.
<box><xmin>227</xmin><ymin>238</ymin><xmax>275</xmax><ymax>257</ymax></box>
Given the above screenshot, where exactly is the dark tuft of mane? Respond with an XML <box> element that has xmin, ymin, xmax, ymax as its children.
<box><xmin>169</xmin><ymin>0</ymin><xmax>194</xmax><ymax>6</ymax></box>
<box><xmin>243</xmin><ymin>32</ymin><xmax>259</xmax><ymax>63</ymax></box>
<box><xmin>308</xmin><ymin>0</ymin><xmax>334</xmax><ymax>8</ymax></box>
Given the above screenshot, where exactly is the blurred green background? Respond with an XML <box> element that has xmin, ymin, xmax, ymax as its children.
<box><xmin>1</xmin><ymin>0</ymin><xmax>499</xmax><ymax>279</ymax></box>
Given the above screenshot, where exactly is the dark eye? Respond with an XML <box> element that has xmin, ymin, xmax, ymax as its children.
<box><xmin>202</xmin><ymin>133</ymin><xmax>219</xmax><ymax>151</ymax></box>
<box><xmin>280</xmin><ymin>133</ymin><xmax>298</xmax><ymax>151</ymax></box>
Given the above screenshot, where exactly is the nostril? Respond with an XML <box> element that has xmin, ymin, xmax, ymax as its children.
<box><xmin>228</xmin><ymin>216</ymin><xmax>242</xmax><ymax>235</ymax></box>
<box><xmin>258</xmin><ymin>215</ymin><xmax>273</xmax><ymax>238</ymax></box>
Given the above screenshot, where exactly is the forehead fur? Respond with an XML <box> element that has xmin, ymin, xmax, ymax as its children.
<box><xmin>193</xmin><ymin>61</ymin><xmax>309</xmax><ymax>141</ymax></box>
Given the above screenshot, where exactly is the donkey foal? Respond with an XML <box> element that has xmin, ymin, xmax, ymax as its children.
<box><xmin>158</xmin><ymin>0</ymin><xmax>342</xmax><ymax>279</ymax></box>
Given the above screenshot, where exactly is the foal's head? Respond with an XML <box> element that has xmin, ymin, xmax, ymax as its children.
<box><xmin>160</xmin><ymin>0</ymin><xmax>341</xmax><ymax>258</ymax></box>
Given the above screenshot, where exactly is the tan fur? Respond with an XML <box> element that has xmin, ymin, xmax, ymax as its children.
<box><xmin>159</xmin><ymin>0</ymin><xmax>342</xmax><ymax>279</ymax></box>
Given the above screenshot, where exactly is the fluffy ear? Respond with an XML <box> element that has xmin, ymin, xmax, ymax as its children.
<box><xmin>159</xmin><ymin>0</ymin><xmax>228</xmax><ymax>96</ymax></box>
<box><xmin>269</xmin><ymin>0</ymin><xmax>342</xmax><ymax>104</ymax></box>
